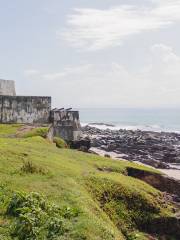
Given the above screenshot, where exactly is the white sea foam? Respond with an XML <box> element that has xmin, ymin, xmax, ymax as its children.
<box><xmin>81</xmin><ymin>122</ymin><xmax>180</xmax><ymax>133</ymax></box>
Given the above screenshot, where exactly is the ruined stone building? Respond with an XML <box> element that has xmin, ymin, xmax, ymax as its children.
<box><xmin>0</xmin><ymin>79</ymin><xmax>81</xmax><ymax>141</ymax></box>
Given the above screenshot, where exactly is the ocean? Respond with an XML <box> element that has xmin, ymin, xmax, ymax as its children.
<box><xmin>79</xmin><ymin>108</ymin><xmax>180</xmax><ymax>132</ymax></box>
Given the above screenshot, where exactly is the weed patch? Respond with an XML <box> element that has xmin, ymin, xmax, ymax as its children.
<box><xmin>53</xmin><ymin>137</ymin><xmax>68</xmax><ymax>148</ymax></box>
<box><xmin>20</xmin><ymin>161</ymin><xmax>48</xmax><ymax>175</ymax></box>
<box><xmin>6</xmin><ymin>191</ymin><xmax>80</xmax><ymax>240</ymax></box>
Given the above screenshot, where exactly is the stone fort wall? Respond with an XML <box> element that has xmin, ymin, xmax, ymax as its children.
<box><xmin>0</xmin><ymin>96</ymin><xmax>51</xmax><ymax>124</ymax></box>
<box><xmin>49</xmin><ymin>110</ymin><xmax>81</xmax><ymax>141</ymax></box>
<box><xmin>0</xmin><ymin>79</ymin><xmax>82</xmax><ymax>142</ymax></box>
<box><xmin>0</xmin><ymin>79</ymin><xmax>16</xmax><ymax>96</ymax></box>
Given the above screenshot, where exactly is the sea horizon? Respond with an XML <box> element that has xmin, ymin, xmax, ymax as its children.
<box><xmin>79</xmin><ymin>107</ymin><xmax>180</xmax><ymax>133</ymax></box>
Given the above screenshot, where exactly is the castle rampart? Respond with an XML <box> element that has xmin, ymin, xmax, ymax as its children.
<box><xmin>49</xmin><ymin>109</ymin><xmax>81</xmax><ymax>141</ymax></box>
<box><xmin>0</xmin><ymin>79</ymin><xmax>82</xmax><ymax>142</ymax></box>
<box><xmin>0</xmin><ymin>95</ymin><xmax>51</xmax><ymax>124</ymax></box>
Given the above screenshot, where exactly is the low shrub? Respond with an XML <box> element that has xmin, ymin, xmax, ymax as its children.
<box><xmin>0</xmin><ymin>185</ymin><xmax>12</xmax><ymax>212</ymax></box>
<box><xmin>20</xmin><ymin>161</ymin><xmax>48</xmax><ymax>175</ymax></box>
<box><xmin>6</xmin><ymin>191</ymin><xmax>80</xmax><ymax>240</ymax></box>
<box><xmin>53</xmin><ymin>137</ymin><xmax>68</xmax><ymax>149</ymax></box>
<box><xmin>22</xmin><ymin>127</ymin><xmax>49</xmax><ymax>138</ymax></box>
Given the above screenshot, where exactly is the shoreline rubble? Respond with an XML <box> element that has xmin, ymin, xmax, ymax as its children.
<box><xmin>82</xmin><ymin>125</ymin><xmax>180</xmax><ymax>179</ymax></box>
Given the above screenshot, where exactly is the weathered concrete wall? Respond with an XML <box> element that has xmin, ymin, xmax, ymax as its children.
<box><xmin>50</xmin><ymin>110</ymin><xmax>82</xmax><ymax>141</ymax></box>
<box><xmin>50</xmin><ymin>110</ymin><xmax>81</xmax><ymax>129</ymax></box>
<box><xmin>0</xmin><ymin>79</ymin><xmax>16</xmax><ymax>96</ymax></box>
<box><xmin>0</xmin><ymin>96</ymin><xmax>51</xmax><ymax>123</ymax></box>
<box><xmin>53</xmin><ymin>126</ymin><xmax>75</xmax><ymax>141</ymax></box>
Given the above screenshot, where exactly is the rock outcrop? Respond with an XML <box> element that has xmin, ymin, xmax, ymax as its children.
<box><xmin>82</xmin><ymin>125</ymin><xmax>180</xmax><ymax>168</ymax></box>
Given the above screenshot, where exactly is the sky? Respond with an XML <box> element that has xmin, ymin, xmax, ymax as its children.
<box><xmin>0</xmin><ymin>0</ymin><xmax>180</xmax><ymax>108</ymax></box>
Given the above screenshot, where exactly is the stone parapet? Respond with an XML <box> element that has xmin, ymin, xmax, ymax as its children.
<box><xmin>50</xmin><ymin>109</ymin><xmax>82</xmax><ymax>141</ymax></box>
<box><xmin>0</xmin><ymin>95</ymin><xmax>51</xmax><ymax>124</ymax></box>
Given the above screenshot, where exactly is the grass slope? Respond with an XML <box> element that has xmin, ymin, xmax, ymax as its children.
<box><xmin>0</xmin><ymin>125</ymin><xmax>175</xmax><ymax>240</ymax></box>
<box><xmin>0</xmin><ymin>124</ymin><xmax>22</xmax><ymax>137</ymax></box>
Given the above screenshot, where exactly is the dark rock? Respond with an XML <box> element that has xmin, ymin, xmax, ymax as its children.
<box><xmin>82</xmin><ymin>125</ymin><xmax>180</xmax><ymax>168</ymax></box>
<box><xmin>70</xmin><ymin>138</ymin><xmax>91</xmax><ymax>151</ymax></box>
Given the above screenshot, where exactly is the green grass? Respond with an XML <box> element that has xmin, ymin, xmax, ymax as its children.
<box><xmin>0</xmin><ymin>124</ymin><xmax>175</xmax><ymax>239</ymax></box>
<box><xmin>53</xmin><ymin>137</ymin><xmax>68</xmax><ymax>148</ymax></box>
<box><xmin>0</xmin><ymin>124</ymin><xmax>22</xmax><ymax>137</ymax></box>
<box><xmin>20</xmin><ymin>127</ymin><xmax>49</xmax><ymax>138</ymax></box>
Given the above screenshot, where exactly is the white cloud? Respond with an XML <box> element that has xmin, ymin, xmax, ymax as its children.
<box><xmin>60</xmin><ymin>0</ymin><xmax>180</xmax><ymax>50</ymax></box>
<box><xmin>148</xmin><ymin>43</ymin><xmax>180</xmax><ymax>85</ymax></box>
<box><xmin>23</xmin><ymin>44</ymin><xmax>180</xmax><ymax>107</ymax></box>
<box><xmin>42</xmin><ymin>64</ymin><xmax>92</xmax><ymax>80</ymax></box>
<box><xmin>151</xmin><ymin>44</ymin><xmax>180</xmax><ymax>65</ymax></box>
<box><xmin>24</xmin><ymin>69</ymin><xmax>40</xmax><ymax>77</ymax></box>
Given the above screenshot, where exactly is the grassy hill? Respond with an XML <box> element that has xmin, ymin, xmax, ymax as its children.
<box><xmin>0</xmin><ymin>124</ymin><xmax>176</xmax><ymax>240</ymax></box>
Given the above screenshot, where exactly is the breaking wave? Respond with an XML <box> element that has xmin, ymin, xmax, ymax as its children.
<box><xmin>81</xmin><ymin>122</ymin><xmax>180</xmax><ymax>133</ymax></box>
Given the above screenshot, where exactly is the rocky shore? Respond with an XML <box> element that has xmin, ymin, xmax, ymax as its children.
<box><xmin>82</xmin><ymin>125</ymin><xmax>180</xmax><ymax>169</ymax></box>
